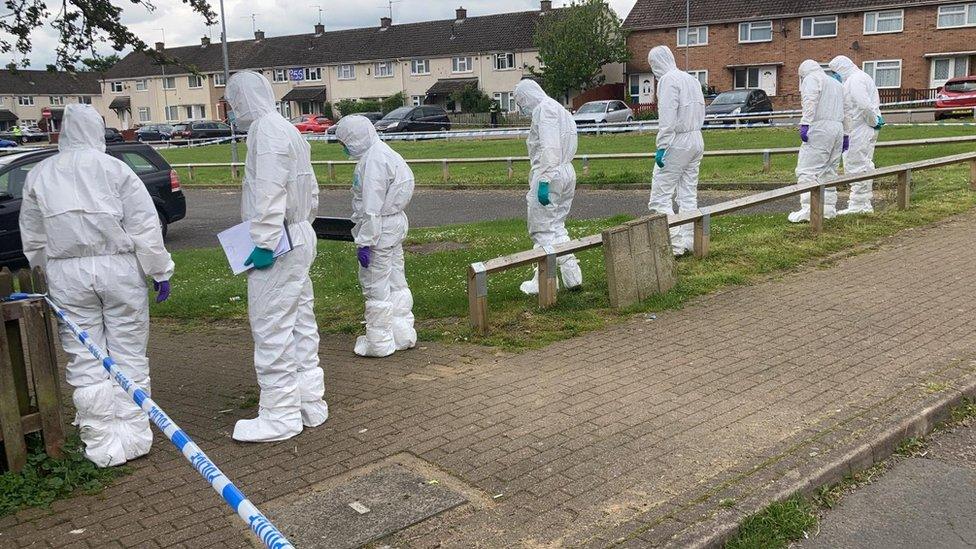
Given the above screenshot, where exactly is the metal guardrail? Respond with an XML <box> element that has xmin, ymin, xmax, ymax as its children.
<box><xmin>465</xmin><ymin>150</ymin><xmax>976</xmax><ymax>334</ymax></box>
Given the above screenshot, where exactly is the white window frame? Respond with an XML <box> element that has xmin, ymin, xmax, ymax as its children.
<box><xmin>213</xmin><ymin>73</ymin><xmax>226</xmax><ymax>87</ymax></box>
<box><xmin>492</xmin><ymin>91</ymin><xmax>517</xmax><ymax>112</ymax></box>
<box><xmin>931</xmin><ymin>56</ymin><xmax>971</xmax><ymax>88</ymax></box>
<box><xmin>49</xmin><ymin>96</ymin><xmax>64</xmax><ymax>106</ymax></box>
<box><xmin>374</xmin><ymin>61</ymin><xmax>394</xmax><ymax>78</ymax></box>
<box><xmin>17</xmin><ymin>96</ymin><xmax>34</xmax><ymax>106</ymax></box>
<box><xmin>304</xmin><ymin>67</ymin><xmax>322</xmax><ymax>81</ymax></box>
<box><xmin>164</xmin><ymin>105</ymin><xmax>179</xmax><ymax>121</ymax></box>
<box><xmin>800</xmin><ymin>15</ymin><xmax>838</xmax><ymax>39</ymax></box>
<box><xmin>411</xmin><ymin>95</ymin><xmax>423</xmax><ymax>107</ymax></box>
<box><xmin>862</xmin><ymin>59</ymin><xmax>903</xmax><ymax>89</ymax></box>
<box><xmin>78</xmin><ymin>96</ymin><xmax>92</xmax><ymax>104</ymax></box>
<box><xmin>184</xmin><ymin>104</ymin><xmax>206</xmax><ymax>120</ymax></box>
<box><xmin>275</xmin><ymin>101</ymin><xmax>292</xmax><ymax>118</ymax></box>
<box><xmin>452</xmin><ymin>56</ymin><xmax>473</xmax><ymax>73</ymax></box>
<box><xmin>677</xmin><ymin>25</ymin><xmax>708</xmax><ymax>47</ymax></box>
<box><xmin>494</xmin><ymin>52</ymin><xmax>516</xmax><ymax>71</ymax></box>
<box><xmin>135</xmin><ymin>79</ymin><xmax>148</xmax><ymax>91</ymax></box>
<box><xmin>20</xmin><ymin>119</ymin><xmax>36</xmax><ymax>127</ymax></box>
<box><xmin>272</xmin><ymin>69</ymin><xmax>288</xmax><ymax>83</ymax></box>
<box><xmin>138</xmin><ymin>107</ymin><xmax>151</xmax><ymax>122</ymax></box>
<box><xmin>937</xmin><ymin>3</ymin><xmax>976</xmax><ymax>29</ymax></box>
<box><xmin>187</xmin><ymin>75</ymin><xmax>203</xmax><ymax>89</ymax></box>
<box><xmin>110</xmin><ymin>81</ymin><xmax>124</xmax><ymax>93</ymax></box>
<box><xmin>162</xmin><ymin>77</ymin><xmax>177</xmax><ymax>90</ymax></box>
<box><xmin>863</xmin><ymin>9</ymin><xmax>904</xmax><ymax>34</ymax></box>
<box><xmin>738</xmin><ymin>20</ymin><xmax>773</xmax><ymax>43</ymax></box>
<box><xmin>687</xmin><ymin>70</ymin><xmax>708</xmax><ymax>85</ymax></box>
<box><xmin>337</xmin><ymin>64</ymin><xmax>356</xmax><ymax>80</ymax></box>
<box><xmin>410</xmin><ymin>59</ymin><xmax>429</xmax><ymax>75</ymax></box>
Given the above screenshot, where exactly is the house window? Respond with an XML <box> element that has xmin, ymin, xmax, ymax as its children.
<box><xmin>184</xmin><ymin>104</ymin><xmax>206</xmax><ymax>120</ymax></box>
<box><xmin>937</xmin><ymin>3</ymin><xmax>976</xmax><ymax>28</ymax></box>
<box><xmin>931</xmin><ymin>56</ymin><xmax>971</xmax><ymax>87</ymax></box>
<box><xmin>801</xmin><ymin>16</ymin><xmax>837</xmax><ymax>38</ymax></box>
<box><xmin>453</xmin><ymin>56</ymin><xmax>473</xmax><ymax>73</ymax></box>
<box><xmin>411</xmin><ymin>95</ymin><xmax>424</xmax><ymax>106</ymax></box>
<box><xmin>138</xmin><ymin>107</ymin><xmax>151</xmax><ymax>122</ymax></box>
<box><xmin>687</xmin><ymin>70</ymin><xmax>708</xmax><ymax>85</ymax></box>
<box><xmin>677</xmin><ymin>25</ymin><xmax>708</xmax><ymax>47</ymax></box>
<box><xmin>20</xmin><ymin>119</ymin><xmax>36</xmax><ymax>127</ymax></box>
<box><xmin>273</xmin><ymin>69</ymin><xmax>288</xmax><ymax>83</ymax></box>
<box><xmin>135</xmin><ymin>79</ymin><xmax>148</xmax><ymax>91</ymax></box>
<box><xmin>49</xmin><ymin>96</ymin><xmax>64</xmax><ymax>106</ymax></box>
<box><xmin>337</xmin><ymin>64</ymin><xmax>355</xmax><ymax>80</ymax></box>
<box><xmin>628</xmin><ymin>74</ymin><xmax>641</xmax><ymax>98</ymax></box>
<box><xmin>494</xmin><ymin>52</ymin><xmax>516</xmax><ymax>71</ymax></box>
<box><xmin>863</xmin><ymin>60</ymin><xmax>902</xmax><ymax>88</ymax></box>
<box><xmin>163</xmin><ymin>77</ymin><xmax>176</xmax><ymax>90</ymax></box>
<box><xmin>213</xmin><ymin>73</ymin><xmax>226</xmax><ymax>87</ymax></box>
<box><xmin>738</xmin><ymin>21</ymin><xmax>773</xmax><ymax>43</ymax></box>
<box><xmin>77</xmin><ymin>96</ymin><xmax>92</xmax><ymax>104</ymax></box>
<box><xmin>299</xmin><ymin>101</ymin><xmax>322</xmax><ymax>115</ymax></box>
<box><xmin>411</xmin><ymin>59</ymin><xmax>429</xmax><ymax>75</ymax></box>
<box><xmin>187</xmin><ymin>75</ymin><xmax>203</xmax><ymax>88</ymax></box>
<box><xmin>18</xmin><ymin>96</ymin><xmax>34</xmax><ymax>106</ymax></box>
<box><xmin>733</xmin><ymin>67</ymin><xmax>761</xmax><ymax>89</ymax></box>
<box><xmin>493</xmin><ymin>91</ymin><xmax>517</xmax><ymax>112</ymax></box>
<box><xmin>110</xmin><ymin>81</ymin><xmax>124</xmax><ymax>93</ymax></box>
<box><xmin>304</xmin><ymin>67</ymin><xmax>322</xmax><ymax>81</ymax></box>
<box><xmin>864</xmin><ymin>10</ymin><xmax>904</xmax><ymax>34</ymax></box>
<box><xmin>164</xmin><ymin>105</ymin><xmax>179</xmax><ymax>121</ymax></box>
<box><xmin>375</xmin><ymin>62</ymin><xmax>394</xmax><ymax>78</ymax></box>
<box><xmin>275</xmin><ymin>101</ymin><xmax>292</xmax><ymax>118</ymax></box>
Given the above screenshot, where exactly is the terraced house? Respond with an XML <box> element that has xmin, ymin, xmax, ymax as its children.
<box><xmin>101</xmin><ymin>1</ymin><xmax>622</xmax><ymax>127</ymax></box>
<box><xmin>624</xmin><ymin>0</ymin><xmax>976</xmax><ymax>108</ymax></box>
<box><xmin>0</xmin><ymin>69</ymin><xmax>103</xmax><ymax>131</ymax></box>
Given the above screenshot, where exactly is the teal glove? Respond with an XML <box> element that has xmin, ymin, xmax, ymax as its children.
<box><xmin>537</xmin><ymin>181</ymin><xmax>551</xmax><ymax>206</ymax></box>
<box><xmin>873</xmin><ymin>115</ymin><xmax>885</xmax><ymax>130</ymax></box>
<box><xmin>655</xmin><ymin>148</ymin><xmax>666</xmax><ymax>168</ymax></box>
<box><xmin>244</xmin><ymin>247</ymin><xmax>275</xmax><ymax>270</ymax></box>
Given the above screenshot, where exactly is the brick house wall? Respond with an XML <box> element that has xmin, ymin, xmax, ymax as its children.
<box><xmin>625</xmin><ymin>4</ymin><xmax>976</xmax><ymax>109</ymax></box>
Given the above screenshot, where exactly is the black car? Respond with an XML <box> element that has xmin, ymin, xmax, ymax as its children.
<box><xmin>136</xmin><ymin>124</ymin><xmax>174</xmax><ymax>142</ymax></box>
<box><xmin>0</xmin><ymin>143</ymin><xmax>186</xmax><ymax>269</ymax></box>
<box><xmin>105</xmin><ymin>127</ymin><xmax>125</xmax><ymax>143</ymax></box>
<box><xmin>705</xmin><ymin>89</ymin><xmax>773</xmax><ymax>124</ymax></box>
<box><xmin>374</xmin><ymin>106</ymin><xmax>451</xmax><ymax>133</ymax></box>
<box><xmin>326</xmin><ymin>112</ymin><xmax>385</xmax><ymax>135</ymax></box>
<box><xmin>169</xmin><ymin>120</ymin><xmax>235</xmax><ymax>143</ymax></box>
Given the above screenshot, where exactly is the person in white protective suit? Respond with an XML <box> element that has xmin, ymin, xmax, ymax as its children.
<box><xmin>513</xmin><ymin>79</ymin><xmax>583</xmax><ymax>294</ymax></box>
<box><xmin>19</xmin><ymin>104</ymin><xmax>173</xmax><ymax>467</ymax></box>
<box><xmin>646</xmin><ymin>46</ymin><xmax>705</xmax><ymax>256</ymax></box>
<box><xmin>334</xmin><ymin>115</ymin><xmax>416</xmax><ymax>358</ymax></box>
<box><xmin>225</xmin><ymin>71</ymin><xmax>329</xmax><ymax>442</ymax></box>
<box><xmin>789</xmin><ymin>60</ymin><xmax>851</xmax><ymax>223</ymax></box>
<box><xmin>829</xmin><ymin>55</ymin><xmax>885</xmax><ymax>215</ymax></box>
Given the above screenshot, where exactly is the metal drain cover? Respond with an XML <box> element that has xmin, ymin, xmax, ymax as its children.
<box><xmin>268</xmin><ymin>464</ymin><xmax>468</xmax><ymax>548</ymax></box>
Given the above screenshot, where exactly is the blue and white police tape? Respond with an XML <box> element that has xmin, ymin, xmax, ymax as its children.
<box><xmin>5</xmin><ymin>292</ymin><xmax>294</xmax><ymax>549</ymax></box>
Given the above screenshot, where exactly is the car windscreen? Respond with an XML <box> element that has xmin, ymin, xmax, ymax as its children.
<box><xmin>945</xmin><ymin>80</ymin><xmax>976</xmax><ymax>93</ymax></box>
<box><xmin>711</xmin><ymin>91</ymin><xmax>750</xmax><ymax>105</ymax></box>
<box><xmin>576</xmin><ymin>103</ymin><xmax>607</xmax><ymax>114</ymax></box>
<box><xmin>172</xmin><ymin>124</ymin><xmax>189</xmax><ymax>132</ymax></box>
<box><xmin>382</xmin><ymin>107</ymin><xmax>413</xmax><ymax>120</ymax></box>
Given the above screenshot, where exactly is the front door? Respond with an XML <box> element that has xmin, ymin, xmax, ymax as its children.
<box><xmin>930</xmin><ymin>56</ymin><xmax>970</xmax><ymax>88</ymax></box>
<box><xmin>758</xmin><ymin>66</ymin><xmax>778</xmax><ymax>96</ymax></box>
<box><xmin>639</xmin><ymin>74</ymin><xmax>655</xmax><ymax>104</ymax></box>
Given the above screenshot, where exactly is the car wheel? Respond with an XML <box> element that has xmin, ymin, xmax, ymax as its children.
<box><xmin>157</xmin><ymin>209</ymin><xmax>169</xmax><ymax>239</ymax></box>
<box><xmin>627</xmin><ymin>116</ymin><xmax>634</xmax><ymax>122</ymax></box>
<box><xmin>20</xmin><ymin>136</ymin><xmax>28</xmax><ymax>144</ymax></box>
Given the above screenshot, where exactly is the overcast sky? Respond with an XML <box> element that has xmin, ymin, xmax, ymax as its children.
<box><xmin>11</xmin><ymin>0</ymin><xmax>638</xmax><ymax>68</ymax></box>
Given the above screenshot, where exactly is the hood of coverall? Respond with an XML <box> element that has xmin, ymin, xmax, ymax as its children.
<box><xmin>335</xmin><ymin>115</ymin><xmax>379</xmax><ymax>159</ymax></box>
<box><xmin>58</xmin><ymin>104</ymin><xmax>106</xmax><ymax>153</ymax></box>
<box><xmin>648</xmin><ymin>45</ymin><xmax>677</xmax><ymax>79</ymax></box>
<box><xmin>798</xmin><ymin>59</ymin><xmax>824</xmax><ymax>82</ymax></box>
<box><xmin>225</xmin><ymin>70</ymin><xmax>276</xmax><ymax>126</ymax></box>
<box><xmin>514</xmin><ymin>79</ymin><xmax>548</xmax><ymax>113</ymax></box>
<box><xmin>828</xmin><ymin>55</ymin><xmax>857</xmax><ymax>81</ymax></box>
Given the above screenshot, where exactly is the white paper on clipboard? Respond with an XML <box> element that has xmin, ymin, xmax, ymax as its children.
<box><xmin>217</xmin><ymin>221</ymin><xmax>292</xmax><ymax>275</ymax></box>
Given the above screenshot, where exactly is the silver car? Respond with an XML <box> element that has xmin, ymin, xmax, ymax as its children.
<box><xmin>572</xmin><ymin>100</ymin><xmax>634</xmax><ymax>125</ymax></box>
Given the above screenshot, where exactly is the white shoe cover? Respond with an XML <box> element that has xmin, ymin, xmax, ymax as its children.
<box><xmin>232</xmin><ymin>416</ymin><xmax>302</xmax><ymax>442</ymax></box>
<box><xmin>788</xmin><ymin>208</ymin><xmax>810</xmax><ymax>223</ymax></box>
<box><xmin>301</xmin><ymin>400</ymin><xmax>329</xmax><ymax>428</ymax></box>
<box><xmin>520</xmin><ymin>267</ymin><xmax>540</xmax><ymax>295</ymax></box>
<box><xmin>837</xmin><ymin>205</ymin><xmax>873</xmax><ymax>216</ymax></box>
<box><xmin>559</xmin><ymin>258</ymin><xmax>583</xmax><ymax>290</ymax></box>
<box><xmin>74</xmin><ymin>381</ymin><xmax>127</xmax><ymax>468</ymax></box>
<box><xmin>824</xmin><ymin>206</ymin><xmax>838</xmax><ymax>219</ymax></box>
<box><xmin>355</xmin><ymin>300</ymin><xmax>396</xmax><ymax>357</ymax></box>
<box><xmin>354</xmin><ymin>335</ymin><xmax>396</xmax><ymax>358</ymax></box>
<box><xmin>390</xmin><ymin>290</ymin><xmax>417</xmax><ymax>351</ymax></box>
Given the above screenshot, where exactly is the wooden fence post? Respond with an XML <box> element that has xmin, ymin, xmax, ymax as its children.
<box><xmin>507</xmin><ymin>158</ymin><xmax>514</xmax><ymax>181</ymax></box>
<box><xmin>442</xmin><ymin>160</ymin><xmax>450</xmax><ymax>183</ymax></box>
<box><xmin>0</xmin><ymin>270</ymin><xmax>29</xmax><ymax>415</ymax></box>
<box><xmin>231</xmin><ymin>164</ymin><xmax>240</xmax><ymax>181</ymax></box>
<box><xmin>467</xmin><ymin>263</ymin><xmax>488</xmax><ymax>335</ymax></box>
<box><xmin>693</xmin><ymin>213</ymin><xmax>710</xmax><ymax>259</ymax></box>
<box><xmin>582</xmin><ymin>157</ymin><xmax>590</xmax><ymax>177</ymax></box>
<box><xmin>327</xmin><ymin>162</ymin><xmax>336</xmax><ymax>184</ymax></box>
<box><xmin>187</xmin><ymin>165</ymin><xmax>194</xmax><ymax>182</ymax></box>
<box><xmin>897</xmin><ymin>169</ymin><xmax>912</xmax><ymax>210</ymax></box>
<box><xmin>969</xmin><ymin>159</ymin><xmax>976</xmax><ymax>191</ymax></box>
<box><xmin>0</xmin><ymin>320</ymin><xmax>27</xmax><ymax>472</ymax></box>
<box><xmin>762</xmin><ymin>150</ymin><xmax>771</xmax><ymax>173</ymax></box>
<box><xmin>24</xmin><ymin>301</ymin><xmax>65</xmax><ymax>459</ymax></box>
<box><xmin>537</xmin><ymin>246</ymin><xmax>557</xmax><ymax>309</ymax></box>
<box><xmin>810</xmin><ymin>186</ymin><xmax>825</xmax><ymax>235</ymax></box>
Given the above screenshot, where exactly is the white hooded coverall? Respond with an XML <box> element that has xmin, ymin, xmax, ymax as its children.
<box><xmin>789</xmin><ymin>60</ymin><xmax>850</xmax><ymax>223</ymax></box>
<box><xmin>829</xmin><ymin>55</ymin><xmax>882</xmax><ymax>214</ymax></box>
<box><xmin>19</xmin><ymin>104</ymin><xmax>173</xmax><ymax>467</ymax></box>
<box><xmin>335</xmin><ymin>115</ymin><xmax>416</xmax><ymax>358</ymax></box>
<box><xmin>647</xmin><ymin>46</ymin><xmax>706</xmax><ymax>256</ymax></box>
<box><xmin>513</xmin><ymin>79</ymin><xmax>582</xmax><ymax>294</ymax></box>
<box><xmin>225</xmin><ymin>71</ymin><xmax>329</xmax><ymax>442</ymax></box>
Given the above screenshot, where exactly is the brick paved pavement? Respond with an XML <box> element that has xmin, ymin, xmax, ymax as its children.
<box><xmin>4</xmin><ymin>213</ymin><xmax>976</xmax><ymax>548</ymax></box>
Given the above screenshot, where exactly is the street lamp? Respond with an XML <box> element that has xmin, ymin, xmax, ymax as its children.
<box><xmin>219</xmin><ymin>0</ymin><xmax>240</xmax><ymax>165</ymax></box>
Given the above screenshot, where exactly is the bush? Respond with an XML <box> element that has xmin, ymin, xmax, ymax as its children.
<box><xmin>322</xmin><ymin>102</ymin><xmax>335</xmax><ymax>119</ymax></box>
<box><xmin>636</xmin><ymin>109</ymin><xmax>658</xmax><ymax>121</ymax></box>
<box><xmin>450</xmin><ymin>84</ymin><xmax>493</xmax><ymax>113</ymax></box>
<box><xmin>336</xmin><ymin>98</ymin><xmax>382</xmax><ymax>116</ymax></box>
<box><xmin>381</xmin><ymin>92</ymin><xmax>406</xmax><ymax>114</ymax></box>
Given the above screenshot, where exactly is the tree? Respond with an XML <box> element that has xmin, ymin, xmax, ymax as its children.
<box><xmin>381</xmin><ymin>93</ymin><xmax>406</xmax><ymax>114</ymax></box>
<box><xmin>449</xmin><ymin>85</ymin><xmax>492</xmax><ymax>113</ymax></box>
<box><xmin>80</xmin><ymin>54</ymin><xmax>120</xmax><ymax>73</ymax></box>
<box><xmin>531</xmin><ymin>0</ymin><xmax>630</xmax><ymax>98</ymax></box>
<box><xmin>1</xmin><ymin>1</ymin><xmax>217</xmax><ymax>69</ymax></box>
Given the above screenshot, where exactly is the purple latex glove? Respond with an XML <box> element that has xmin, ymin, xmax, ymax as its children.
<box><xmin>153</xmin><ymin>280</ymin><xmax>171</xmax><ymax>303</ymax></box>
<box><xmin>842</xmin><ymin>135</ymin><xmax>850</xmax><ymax>152</ymax></box>
<box><xmin>357</xmin><ymin>246</ymin><xmax>371</xmax><ymax>269</ymax></box>
<box><xmin>799</xmin><ymin>124</ymin><xmax>810</xmax><ymax>143</ymax></box>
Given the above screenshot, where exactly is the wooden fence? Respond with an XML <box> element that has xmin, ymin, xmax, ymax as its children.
<box><xmin>466</xmin><ymin>150</ymin><xmax>976</xmax><ymax>334</ymax></box>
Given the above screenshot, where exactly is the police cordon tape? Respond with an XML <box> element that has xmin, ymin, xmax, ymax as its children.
<box><xmin>5</xmin><ymin>292</ymin><xmax>294</xmax><ymax>549</ymax></box>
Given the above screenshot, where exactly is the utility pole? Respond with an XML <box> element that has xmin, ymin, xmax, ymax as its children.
<box><xmin>219</xmin><ymin>0</ymin><xmax>239</xmax><ymax>165</ymax></box>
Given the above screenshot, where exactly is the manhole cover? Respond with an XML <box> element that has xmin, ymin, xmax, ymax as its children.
<box><xmin>267</xmin><ymin>464</ymin><xmax>468</xmax><ymax>548</ymax></box>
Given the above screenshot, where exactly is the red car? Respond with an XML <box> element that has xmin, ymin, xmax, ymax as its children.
<box><xmin>291</xmin><ymin>115</ymin><xmax>334</xmax><ymax>133</ymax></box>
<box><xmin>935</xmin><ymin>76</ymin><xmax>976</xmax><ymax>120</ymax></box>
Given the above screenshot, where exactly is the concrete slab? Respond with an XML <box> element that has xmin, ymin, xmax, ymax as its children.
<box><xmin>267</xmin><ymin>464</ymin><xmax>467</xmax><ymax>549</ymax></box>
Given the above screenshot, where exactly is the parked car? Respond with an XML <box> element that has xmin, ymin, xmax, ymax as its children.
<box><xmin>327</xmin><ymin>112</ymin><xmax>384</xmax><ymax>135</ymax></box>
<box><xmin>292</xmin><ymin>115</ymin><xmax>334</xmax><ymax>133</ymax></box>
<box><xmin>935</xmin><ymin>76</ymin><xmax>976</xmax><ymax>120</ymax></box>
<box><xmin>105</xmin><ymin>127</ymin><xmax>125</xmax><ymax>143</ymax></box>
<box><xmin>136</xmin><ymin>124</ymin><xmax>174</xmax><ymax>142</ymax></box>
<box><xmin>705</xmin><ymin>89</ymin><xmax>773</xmax><ymax>124</ymax></box>
<box><xmin>0</xmin><ymin>142</ymin><xmax>186</xmax><ymax>269</ymax></box>
<box><xmin>374</xmin><ymin>106</ymin><xmax>451</xmax><ymax>133</ymax></box>
<box><xmin>0</xmin><ymin>126</ymin><xmax>47</xmax><ymax>144</ymax></box>
<box><xmin>169</xmin><ymin>120</ymin><xmax>235</xmax><ymax>143</ymax></box>
<box><xmin>0</xmin><ymin>139</ymin><xmax>16</xmax><ymax>148</ymax></box>
<box><xmin>572</xmin><ymin>100</ymin><xmax>634</xmax><ymax>125</ymax></box>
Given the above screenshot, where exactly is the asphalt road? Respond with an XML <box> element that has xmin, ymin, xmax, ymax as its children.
<box><xmin>166</xmin><ymin>187</ymin><xmax>802</xmax><ymax>250</ymax></box>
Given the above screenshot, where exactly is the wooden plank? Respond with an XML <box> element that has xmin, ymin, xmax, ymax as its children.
<box><xmin>467</xmin><ymin>266</ymin><xmax>488</xmax><ymax>335</ymax></box>
<box><xmin>24</xmin><ymin>301</ymin><xmax>64</xmax><ymax>458</ymax></box>
<box><xmin>4</xmin><ymin>312</ymin><xmax>30</xmax><ymax>415</ymax></box>
<box><xmin>0</xmin><ymin>317</ymin><xmax>28</xmax><ymax>472</ymax></box>
<box><xmin>0</xmin><ymin>268</ymin><xmax>12</xmax><ymax>297</ymax></box>
<box><xmin>536</xmin><ymin>253</ymin><xmax>557</xmax><ymax>309</ymax></box>
<box><xmin>810</xmin><ymin>186</ymin><xmax>825</xmax><ymax>235</ymax></box>
<box><xmin>16</xmin><ymin>269</ymin><xmax>33</xmax><ymax>293</ymax></box>
<box><xmin>897</xmin><ymin>170</ymin><xmax>912</xmax><ymax>210</ymax></box>
<box><xmin>0</xmin><ymin>413</ymin><xmax>42</xmax><ymax>442</ymax></box>
<box><xmin>31</xmin><ymin>266</ymin><xmax>48</xmax><ymax>293</ymax></box>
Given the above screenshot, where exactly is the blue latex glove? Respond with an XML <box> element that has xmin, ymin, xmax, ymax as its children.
<box><xmin>654</xmin><ymin>148</ymin><xmax>666</xmax><ymax>168</ymax></box>
<box><xmin>342</xmin><ymin>145</ymin><xmax>351</xmax><ymax>157</ymax></box>
<box><xmin>153</xmin><ymin>280</ymin><xmax>171</xmax><ymax>303</ymax></box>
<box><xmin>357</xmin><ymin>246</ymin><xmax>371</xmax><ymax>268</ymax></box>
<box><xmin>244</xmin><ymin>247</ymin><xmax>275</xmax><ymax>270</ymax></box>
<box><xmin>799</xmin><ymin>125</ymin><xmax>810</xmax><ymax>143</ymax></box>
<box><xmin>842</xmin><ymin>135</ymin><xmax>850</xmax><ymax>152</ymax></box>
<box><xmin>873</xmin><ymin>115</ymin><xmax>885</xmax><ymax>130</ymax></box>
<box><xmin>537</xmin><ymin>181</ymin><xmax>551</xmax><ymax>206</ymax></box>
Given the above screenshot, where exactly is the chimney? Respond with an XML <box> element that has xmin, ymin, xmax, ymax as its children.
<box><xmin>540</xmin><ymin>0</ymin><xmax>552</xmax><ymax>12</ymax></box>
<box><xmin>380</xmin><ymin>16</ymin><xmax>392</xmax><ymax>29</ymax></box>
<box><xmin>254</xmin><ymin>30</ymin><xmax>265</xmax><ymax>41</ymax></box>
<box><xmin>456</xmin><ymin>6</ymin><xmax>467</xmax><ymax>20</ymax></box>
<box><xmin>314</xmin><ymin>23</ymin><xmax>325</xmax><ymax>35</ymax></box>
<box><xmin>201</xmin><ymin>36</ymin><xmax>210</xmax><ymax>47</ymax></box>
<box><xmin>154</xmin><ymin>41</ymin><xmax>165</xmax><ymax>52</ymax></box>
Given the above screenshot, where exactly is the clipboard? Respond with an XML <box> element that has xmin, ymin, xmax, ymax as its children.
<box><xmin>218</xmin><ymin>221</ymin><xmax>292</xmax><ymax>275</ymax></box>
